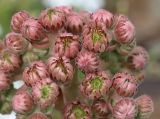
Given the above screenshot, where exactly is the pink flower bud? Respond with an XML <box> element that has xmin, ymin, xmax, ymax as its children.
<box><xmin>113</xmin><ymin>72</ymin><xmax>137</xmax><ymax>97</ymax></box>
<box><xmin>54</xmin><ymin>33</ymin><xmax>80</xmax><ymax>58</ymax></box>
<box><xmin>76</xmin><ymin>50</ymin><xmax>99</xmax><ymax>73</ymax></box>
<box><xmin>48</xmin><ymin>55</ymin><xmax>73</xmax><ymax>83</ymax></box>
<box><xmin>32</xmin><ymin>79</ymin><xmax>59</xmax><ymax>108</ymax></box>
<box><xmin>11</xmin><ymin>11</ymin><xmax>30</xmax><ymax>33</ymax></box>
<box><xmin>128</xmin><ymin>46</ymin><xmax>149</xmax><ymax>70</ymax></box>
<box><xmin>92</xmin><ymin>99</ymin><xmax>111</xmax><ymax>118</ymax></box>
<box><xmin>91</xmin><ymin>9</ymin><xmax>114</xmax><ymax>28</ymax></box>
<box><xmin>113</xmin><ymin>98</ymin><xmax>137</xmax><ymax>119</ymax></box>
<box><xmin>54</xmin><ymin>6</ymin><xmax>73</xmax><ymax>15</ymax></box>
<box><xmin>27</xmin><ymin>112</ymin><xmax>48</xmax><ymax>119</ymax></box>
<box><xmin>114</xmin><ymin>15</ymin><xmax>135</xmax><ymax>44</ymax></box>
<box><xmin>65</xmin><ymin>12</ymin><xmax>84</xmax><ymax>34</ymax></box>
<box><xmin>21</xmin><ymin>18</ymin><xmax>46</xmax><ymax>42</ymax></box>
<box><xmin>136</xmin><ymin>95</ymin><xmax>154</xmax><ymax>119</ymax></box>
<box><xmin>0</xmin><ymin>71</ymin><xmax>11</xmax><ymax>90</ymax></box>
<box><xmin>64</xmin><ymin>100</ymin><xmax>91</xmax><ymax>119</ymax></box>
<box><xmin>38</xmin><ymin>8</ymin><xmax>65</xmax><ymax>32</ymax></box>
<box><xmin>12</xmin><ymin>91</ymin><xmax>33</xmax><ymax>114</ymax></box>
<box><xmin>82</xmin><ymin>21</ymin><xmax>112</xmax><ymax>52</ymax></box>
<box><xmin>0</xmin><ymin>50</ymin><xmax>22</xmax><ymax>73</ymax></box>
<box><xmin>23</xmin><ymin>60</ymin><xmax>50</xmax><ymax>86</ymax></box>
<box><xmin>4</xmin><ymin>32</ymin><xmax>28</xmax><ymax>54</ymax></box>
<box><xmin>80</xmin><ymin>71</ymin><xmax>112</xmax><ymax>100</ymax></box>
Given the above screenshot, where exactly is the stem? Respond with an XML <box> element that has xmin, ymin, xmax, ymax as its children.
<box><xmin>60</xmin><ymin>85</ymin><xmax>67</xmax><ymax>105</ymax></box>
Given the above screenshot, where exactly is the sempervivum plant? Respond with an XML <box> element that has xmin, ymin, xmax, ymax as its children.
<box><xmin>0</xmin><ymin>5</ymin><xmax>153</xmax><ymax>119</ymax></box>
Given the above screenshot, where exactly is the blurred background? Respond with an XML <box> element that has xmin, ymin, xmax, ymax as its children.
<box><xmin>0</xmin><ymin>0</ymin><xmax>159</xmax><ymax>118</ymax></box>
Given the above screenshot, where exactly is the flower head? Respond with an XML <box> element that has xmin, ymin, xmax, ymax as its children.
<box><xmin>114</xmin><ymin>15</ymin><xmax>135</xmax><ymax>44</ymax></box>
<box><xmin>82</xmin><ymin>21</ymin><xmax>111</xmax><ymax>52</ymax></box>
<box><xmin>32</xmin><ymin>79</ymin><xmax>59</xmax><ymax>108</ymax></box>
<box><xmin>4</xmin><ymin>32</ymin><xmax>28</xmax><ymax>54</ymax></box>
<box><xmin>0</xmin><ymin>71</ymin><xmax>11</xmax><ymax>90</ymax></box>
<box><xmin>54</xmin><ymin>33</ymin><xmax>80</xmax><ymax>58</ymax></box>
<box><xmin>0</xmin><ymin>50</ymin><xmax>22</xmax><ymax>73</ymax></box>
<box><xmin>23</xmin><ymin>60</ymin><xmax>50</xmax><ymax>86</ymax></box>
<box><xmin>128</xmin><ymin>46</ymin><xmax>149</xmax><ymax>70</ymax></box>
<box><xmin>136</xmin><ymin>95</ymin><xmax>154</xmax><ymax>119</ymax></box>
<box><xmin>27</xmin><ymin>112</ymin><xmax>48</xmax><ymax>119</ymax></box>
<box><xmin>113</xmin><ymin>98</ymin><xmax>137</xmax><ymax>119</ymax></box>
<box><xmin>48</xmin><ymin>55</ymin><xmax>73</xmax><ymax>83</ymax></box>
<box><xmin>76</xmin><ymin>50</ymin><xmax>99</xmax><ymax>73</ymax></box>
<box><xmin>65</xmin><ymin>12</ymin><xmax>84</xmax><ymax>34</ymax></box>
<box><xmin>38</xmin><ymin>8</ymin><xmax>65</xmax><ymax>32</ymax></box>
<box><xmin>21</xmin><ymin>18</ymin><xmax>46</xmax><ymax>43</ymax></box>
<box><xmin>12</xmin><ymin>91</ymin><xmax>33</xmax><ymax>114</ymax></box>
<box><xmin>113</xmin><ymin>72</ymin><xmax>137</xmax><ymax>97</ymax></box>
<box><xmin>80</xmin><ymin>71</ymin><xmax>112</xmax><ymax>100</ymax></box>
<box><xmin>11</xmin><ymin>11</ymin><xmax>30</xmax><ymax>33</ymax></box>
<box><xmin>64</xmin><ymin>100</ymin><xmax>91</xmax><ymax>119</ymax></box>
<box><xmin>91</xmin><ymin>9</ymin><xmax>114</xmax><ymax>28</ymax></box>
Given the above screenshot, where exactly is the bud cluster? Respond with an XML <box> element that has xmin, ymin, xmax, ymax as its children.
<box><xmin>0</xmin><ymin>5</ymin><xmax>153</xmax><ymax>119</ymax></box>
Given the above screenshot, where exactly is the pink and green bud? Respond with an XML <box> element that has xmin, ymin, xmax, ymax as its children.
<box><xmin>38</xmin><ymin>8</ymin><xmax>65</xmax><ymax>32</ymax></box>
<box><xmin>91</xmin><ymin>9</ymin><xmax>114</xmax><ymax>28</ymax></box>
<box><xmin>11</xmin><ymin>11</ymin><xmax>30</xmax><ymax>33</ymax></box>
<box><xmin>113</xmin><ymin>72</ymin><xmax>137</xmax><ymax>97</ymax></box>
<box><xmin>48</xmin><ymin>55</ymin><xmax>73</xmax><ymax>84</ymax></box>
<box><xmin>136</xmin><ymin>95</ymin><xmax>154</xmax><ymax>119</ymax></box>
<box><xmin>80</xmin><ymin>71</ymin><xmax>112</xmax><ymax>100</ymax></box>
<box><xmin>0</xmin><ymin>50</ymin><xmax>22</xmax><ymax>73</ymax></box>
<box><xmin>64</xmin><ymin>100</ymin><xmax>91</xmax><ymax>119</ymax></box>
<box><xmin>12</xmin><ymin>91</ymin><xmax>33</xmax><ymax>114</ymax></box>
<box><xmin>82</xmin><ymin>21</ymin><xmax>112</xmax><ymax>52</ymax></box>
<box><xmin>0</xmin><ymin>71</ymin><xmax>11</xmax><ymax>90</ymax></box>
<box><xmin>54</xmin><ymin>6</ymin><xmax>73</xmax><ymax>15</ymax></box>
<box><xmin>65</xmin><ymin>12</ymin><xmax>84</xmax><ymax>34</ymax></box>
<box><xmin>113</xmin><ymin>98</ymin><xmax>137</xmax><ymax>119</ymax></box>
<box><xmin>4</xmin><ymin>32</ymin><xmax>28</xmax><ymax>54</ymax></box>
<box><xmin>32</xmin><ymin>79</ymin><xmax>59</xmax><ymax>108</ymax></box>
<box><xmin>54</xmin><ymin>33</ymin><xmax>80</xmax><ymax>59</ymax></box>
<box><xmin>76</xmin><ymin>50</ymin><xmax>99</xmax><ymax>73</ymax></box>
<box><xmin>114</xmin><ymin>15</ymin><xmax>135</xmax><ymax>44</ymax></box>
<box><xmin>21</xmin><ymin>18</ymin><xmax>46</xmax><ymax>42</ymax></box>
<box><xmin>128</xmin><ymin>46</ymin><xmax>149</xmax><ymax>70</ymax></box>
<box><xmin>23</xmin><ymin>60</ymin><xmax>50</xmax><ymax>86</ymax></box>
<box><xmin>27</xmin><ymin>112</ymin><xmax>48</xmax><ymax>119</ymax></box>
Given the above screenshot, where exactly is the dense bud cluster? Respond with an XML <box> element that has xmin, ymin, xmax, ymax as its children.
<box><xmin>0</xmin><ymin>5</ymin><xmax>153</xmax><ymax>119</ymax></box>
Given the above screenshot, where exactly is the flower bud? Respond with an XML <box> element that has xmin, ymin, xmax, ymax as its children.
<box><xmin>92</xmin><ymin>99</ymin><xmax>111</xmax><ymax>118</ymax></box>
<box><xmin>80</xmin><ymin>71</ymin><xmax>112</xmax><ymax>100</ymax></box>
<box><xmin>23</xmin><ymin>60</ymin><xmax>49</xmax><ymax>86</ymax></box>
<box><xmin>32</xmin><ymin>79</ymin><xmax>59</xmax><ymax>108</ymax></box>
<box><xmin>64</xmin><ymin>100</ymin><xmax>91</xmax><ymax>119</ymax></box>
<box><xmin>21</xmin><ymin>18</ymin><xmax>46</xmax><ymax>43</ymax></box>
<box><xmin>91</xmin><ymin>9</ymin><xmax>114</xmax><ymax>28</ymax></box>
<box><xmin>113</xmin><ymin>72</ymin><xmax>137</xmax><ymax>97</ymax></box>
<box><xmin>136</xmin><ymin>95</ymin><xmax>154</xmax><ymax>119</ymax></box>
<box><xmin>82</xmin><ymin>21</ymin><xmax>111</xmax><ymax>52</ymax></box>
<box><xmin>114</xmin><ymin>15</ymin><xmax>135</xmax><ymax>44</ymax></box>
<box><xmin>65</xmin><ymin>12</ymin><xmax>84</xmax><ymax>34</ymax></box>
<box><xmin>11</xmin><ymin>11</ymin><xmax>29</xmax><ymax>33</ymax></box>
<box><xmin>27</xmin><ymin>112</ymin><xmax>48</xmax><ymax>119</ymax></box>
<box><xmin>113</xmin><ymin>98</ymin><xmax>137</xmax><ymax>119</ymax></box>
<box><xmin>76</xmin><ymin>50</ymin><xmax>99</xmax><ymax>73</ymax></box>
<box><xmin>0</xmin><ymin>71</ymin><xmax>11</xmax><ymax>90</ymax></box>
<box><xmin>4</xmin><ymin>32</ymin><xmax>28</xmax><ymax>54</ymax></box>
<box><xmin>128</xmin><ymin>46</ymin><xmax>149</xmax><ymax>70</ymax></box>
<box><xmin>0</xmin><ymin>50</ymin><xmax>22</xmax><ymax>73</ymax></box>
<box><xmin>54</xmin><ymin>6</ymin><xmax>73</xmax><ymax>15</ymax></box>
<box><xmin>48</xmin><ymin>55</ymin><xmax>73</xmax><ymax>83</ymax></box>
<box><xmin>38</xmin><ymin>8</ymin><xmax>65</xmax><ymax>32</ymax></box>
<box><xmin>54</xmin><ymin>33</ymin><xmax>80</xmax><ymax>58</ymax></box>
<box><xmin>12</xmin><ymin>91</ymin><xmax>33</xmax><ymax>114</ymax></box>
